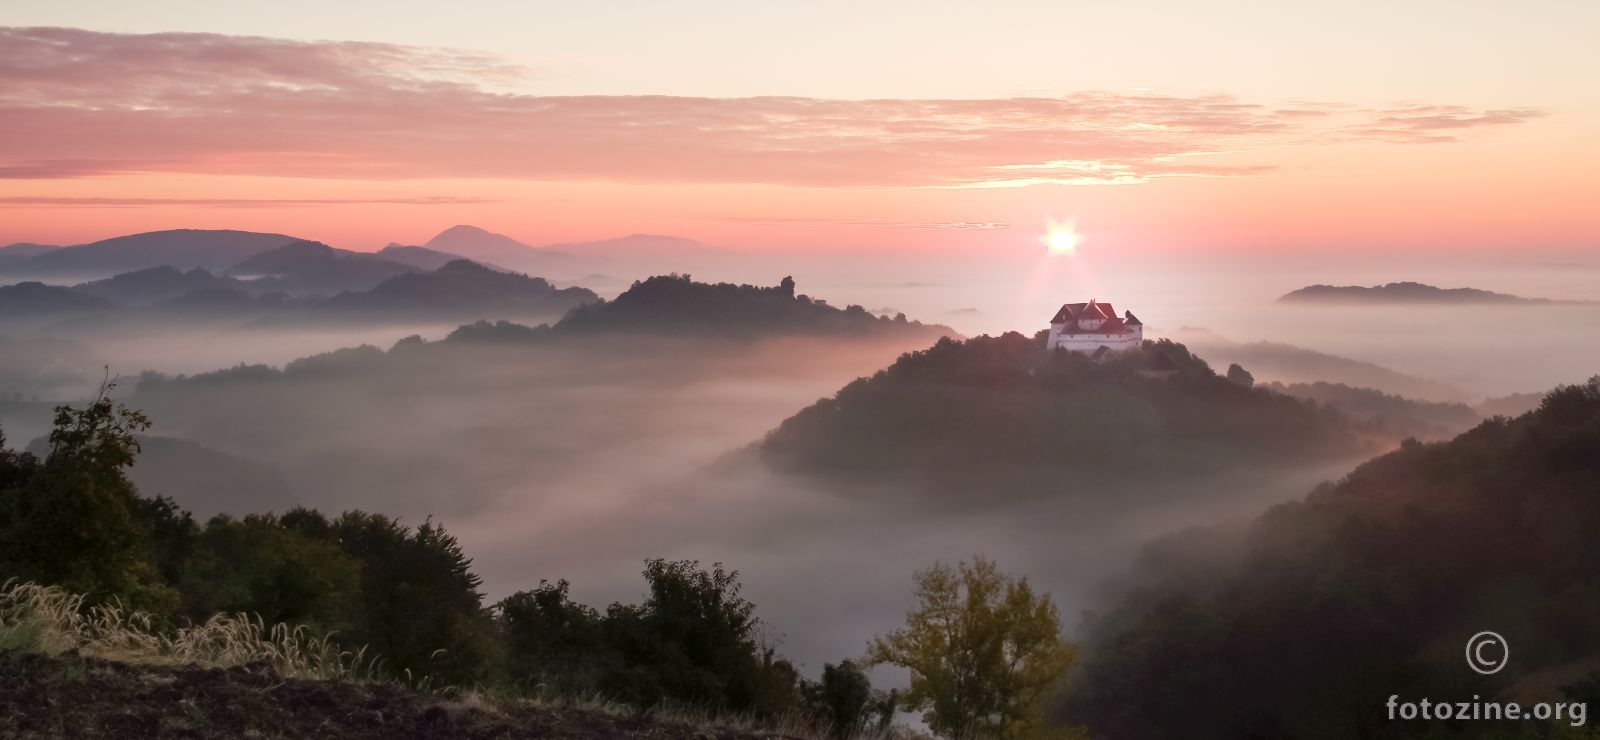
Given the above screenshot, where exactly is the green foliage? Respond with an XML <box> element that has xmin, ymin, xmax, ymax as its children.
<box><xmin>1059</xmin><ymin>378</ymin><xmax>1600</xmax><ymax>739</ymax></box>
<box><xmin>801</xmin><ymin>659</ymin><xmax>896</xmax><ymax>739</ymax></box>
<box><xmin>866</xmin><ymin>556</ymin><xmax>1076</xmax><ymax>739</ymax></box>
<box><xmin>498</xmin><ymin>559</ymin><xmax>802</xmax><ymax>716</ymax></box>
<box><xmin>499</xmin><ymin>578</ymin><xmax>609</xmax><ymax>694</ymax></box>
<box><xmin>179</xmin><ymin>513</ymin><xmax>360</xmax><ymax>632</ymax></box>
<box><xmin>761</xmin><ymin>333</ymin><xmax>1364</xmax><ymax>495</ymax></box>
<box><xmin>0</xmin><ymin>381</ymin><xmax>172</xmax><ymax>608</ymax></box>
<box><xmin>302</xmin><ymin>511</ymin><xmax>501</xmax><ymax>686</ymax></box>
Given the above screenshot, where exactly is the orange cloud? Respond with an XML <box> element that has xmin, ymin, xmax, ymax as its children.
<box><xmin>0</xmin><ymin>27</ymin><xmax>1544</xmax><ymax>189</ymax></box>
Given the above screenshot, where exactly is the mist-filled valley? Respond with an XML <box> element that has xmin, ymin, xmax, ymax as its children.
<box><xmin>4</xmin><ymin>226</ymin><xmax>1600</xmax><ymax>738</ymax></box>
<box><xmin>6</xmin><ymin>4</ymin><xmax>1600</xmax><ymax>735</ymax></box>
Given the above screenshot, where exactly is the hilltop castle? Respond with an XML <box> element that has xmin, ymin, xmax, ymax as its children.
<box><xmin>1047</xmin><ymin>299</ymin><xmax>1143</xmax><ymax>353</ymax></box>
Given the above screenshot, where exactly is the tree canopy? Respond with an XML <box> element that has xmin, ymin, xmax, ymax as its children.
<box><xmin>867</xmin><ymin>556</ymin><xmax>1076</xmax><ymax>739</ymax></box>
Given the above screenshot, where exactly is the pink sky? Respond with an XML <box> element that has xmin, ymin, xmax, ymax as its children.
<box><xmin>1</xmin><ymin>7</ymin><xmax>1596</xmax><ymax>254</ymax></box>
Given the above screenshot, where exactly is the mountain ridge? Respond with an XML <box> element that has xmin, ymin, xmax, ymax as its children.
<box><xmin>1279</xmin><ymin>281</ymin><xmax>1573</xmax><ymax>304</ymax></box>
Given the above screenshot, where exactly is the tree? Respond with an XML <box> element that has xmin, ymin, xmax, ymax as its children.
<box><xmin>499</xmin><ymin>559</ymin><xmax>803</xmax><ymax>715</ymax></box>
<box><xmin>803</xmin><ymin>659</ymin><xmax>897</xmax><ymax>739</ymax></box>
<box><xmin>866</xmin><ymin>556</ymin><xmax>1075</xmax><ymax>739</ymax></box>
<box><xmin>0</xmin><ymin>379</ymin><xmax>172</xmax><ymax>608</ymax></box>
<box><xmin>292</xmin><ymin>511</ymin><xmax>501</xmax><ymax>685</ymax></box>
<box><xmin>180</xmin><ymin>513</ymin><xmax>360</xmax><ymax>632</ymax></box>
<box><xmin>603</xmin><ymin>558</ymin><xmax>766</xmax><ymax>709</ymax></box>
<box><xmin>498</xmin><ymin>578</ymin><xmax>610</xmax><ymax>693</ymax></box>
<box><xmin>1226</xmin><ymin>362</ymin><xmax>1255</xmax><ymax>388</ymax></box>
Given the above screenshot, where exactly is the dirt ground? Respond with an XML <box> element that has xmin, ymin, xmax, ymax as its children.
<box><xmin>0</xmin><ymin>650</ymin><xmax>798</xmax><ymax>739</ymax></box>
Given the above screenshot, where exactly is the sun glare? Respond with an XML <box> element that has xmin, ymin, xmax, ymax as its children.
<box><xmin>1046</xmin><ymin>225</ymin><xmax>1079</xmax><ymax>255</ymax></box>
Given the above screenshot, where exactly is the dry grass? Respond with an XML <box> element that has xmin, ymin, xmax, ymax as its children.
<box><xmin>0</xmin><ymin>579</ymin><xmax>918</xmax><ymax>740</ymax></box>
<box><xmin>0</xmin><ymin>579</ymin><xmax>377</xmax><ymax>682</ymax></box>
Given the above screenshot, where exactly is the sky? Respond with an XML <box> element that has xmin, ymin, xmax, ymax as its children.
<box><xmin>1</xmin><ymin>1</ymin><xmax>1597</xmax><ymax>254</ymax></box>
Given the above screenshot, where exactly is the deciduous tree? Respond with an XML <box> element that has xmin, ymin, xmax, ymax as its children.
<box><xmin>867</xmin><ymin>556</ymin><xmax>1075</xmax><ymax>739</ymax></box>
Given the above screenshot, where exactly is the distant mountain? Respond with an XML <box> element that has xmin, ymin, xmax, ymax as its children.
<box><xmin>423</xmin><ymin>225</ymin><xmax>566</xmax><ymax>269</ymax></box>
<box><xmin>0</xmin><ymin>243</ymin><xmax>58</xmax><ymax>258</ymax></box>
<box><xmin>421</xmin><ymin>226</ymin><xmax>718</xmax><ymax>276</ymax></box>
<box><xmin>0</xmin><ymin>243</ymin><xmax>58</xmax><ymax>269</ymax></box>
<box><xmin>1059</xmin><ymin>380</ymin><xmax>1600</xmax><ymax>737</ymax></box>
<box><xmin>547</xmin><ymin>274</ymin><xmax>951</xmax><ymax>339</ymax></box>
<box><xmin>1176</xmin><ymin>330</ymin><xmax>1466</xmax><ymax>403</ymax></box>
<box><xmin>0</xmin><ymin>282</ymin><xmax>113</xmax><ymax>315</ymax></box>
<box><xmin>320</xmin><ymin>259</ymin><xmax>598</xmax><ymax>319</ymax></box>
<box><xmin>72</xmin><ymin>266</ymin><xmax>245</xmax><ymax>306</ymax></box>
<box><xmin>1279</xmin><ymin>281</ymin><xmax>1556</xmax><ymax>304</ymax></box>
<box><xmin>757</xmin><ymin>332</ymin><xmax>1375</xmax><ymax>499</ymax></box>
<box><xmin>227</xmin><ymin>240</ymin><xmax>419</xmax><ymax>295</ymax></box>
<box><xmin>375</xmin><ymin>244</ymin><xmax>484</xmax><ymax>272</ymax></box>
<box><xmin>9</xmin><ymin>229</ymin><xmax>300</xmax><ymax>276</ymax></box>
<box><xmin>545</xmin><ymin>233</ymin><xmax>719</xmax><ymax>259</ymax></box>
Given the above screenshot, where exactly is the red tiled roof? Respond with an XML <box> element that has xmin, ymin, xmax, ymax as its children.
<box><xmin>1049</xmin><ymin>302</ymin><xmax>1090</xmax><ymax>324</ymax></box>
<box><xmin>1050</xmin><ymin>299</ymin><xmax>1139</xmax><ymax>334</ymax></box>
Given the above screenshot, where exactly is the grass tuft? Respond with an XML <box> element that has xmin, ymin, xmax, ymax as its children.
<box><xmin>0</xmin><ymin>579</ymin><xmax>377</xmax><ymax>681</ymax></box>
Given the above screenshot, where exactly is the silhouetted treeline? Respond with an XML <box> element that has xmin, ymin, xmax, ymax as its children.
<box><xmin>550</xmin><ymin>274</ymin><xmax>950</xmax><ymax>339</ymax></box>
<box><xmin>1057</xmin><ymin>377</ymin><xmax>1600</xmax><ymax>739</ymax></box>
<box><xmin>1263</xmin><ymin>380</ymin><xmax>1482</xmax><ymax>440</ymax></box>
<box><xmin>0</xmin><ymin>394</ymin><xmax>891</xmax><ymax>731</ymax></box>
<box><xmin>0</xmin><ymin>244</ymin><xmax>599</xmax><ymax>325</ymax></box>
<box><xmin>759</xmin><ymin>332</ymin><xmax>1374</xmax><ymax>497</ymax></box>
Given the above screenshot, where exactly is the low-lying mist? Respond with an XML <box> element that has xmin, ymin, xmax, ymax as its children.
<box><xmin>6</xmin><ymin>254</ymin><xmax>1598</xmax><ymax>677</ymax></box>
<box><xmin>110</xmin><ymin>330</ymin><xmax>1376</xmax><ymax>673</ymax></box>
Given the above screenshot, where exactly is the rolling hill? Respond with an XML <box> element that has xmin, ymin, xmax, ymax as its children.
<box><xmin>72</xmin><ymin>266</ymin><xmax>247</xmax><ymax>306</ymax></box>
<box><xmin>0</xmin><ymin>282</ymin><xmax>114</xmax><ymax>315</ymax></box>
<box><xmin>319</xmin><ymin>259</ymin><xmax>598</xmax><ymax>320</ymax></box>
<box><xmin>1176</xmin><ymin>329</ymin><xmax>1467</xmax><ymax>403</ymax></box>
<box><xmin>8</xmin><ymin>229</ymin><xmax>300</xmax><ymax>276</ymax></box>
<box><xmin>1058</xmin><ymin>379</ymin><xmax>1600</xmax><ymax>738</ymax></box>
<box><xmin>757</xmin><ymin>332</ymin><xmax>1377</xmax><ymax>499</ymax></box>
<box><xmin>547</xmin><ymin>274</ymin><xmax>946</xmax><ymax>339</ymax></box>
<box><xmin>374</xmin><ymin>244</ymin><xmax>484</xmax><ymax>271</ymax></box>
<box><xmin>0</xmin><ymin>243</ymin><xmax>58</xmax><ymax>270</ymax></box>
<box><xmin>422</xmin><ymin>225</ymin><xmax>566</xmax><ymax>270</ymax></box>
<box><xmin>1280</xmin><ymin>281</ymin><xmax>1555</xmax><ymax>304</ymax></box>
<box><xmin>226</xmin><ymin>241</ymin><xmax>419</xmax><ymax>295</ymax></box>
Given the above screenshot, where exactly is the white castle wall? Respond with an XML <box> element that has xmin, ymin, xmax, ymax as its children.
<box><xmin>1047</xmin><ymin>324</ymin><xmax>1143</xmax><ymax>353</ymax></box>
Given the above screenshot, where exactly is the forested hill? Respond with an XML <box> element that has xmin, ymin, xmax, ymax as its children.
<box><xmin>757</xmin><ymin>332</ymin><xmax>1377</xmax><ymax>496</ymax></box>
<box><xmin>546</xmin><ymin>274</ymin><xmax>952</xmax><ymax>339</ymax></box>
<box><xmin>1058</xmin><ymin>378</ymin><xmax>1600</xmax><ymax>739</ymax></box>
<box><xmin>1278</xmin><ymin>281</ymin><xmax>1551</xmax><ymax>304</ymax></box>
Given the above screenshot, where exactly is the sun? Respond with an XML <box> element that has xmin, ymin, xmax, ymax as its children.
<box><xmin>1046</xmin><ymin>224</ymin><xmax>1079</xmax><ymax>255</ymax></box>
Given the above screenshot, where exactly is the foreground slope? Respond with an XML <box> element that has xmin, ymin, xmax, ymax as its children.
<box><xmin>1058</xmin><ymin>378</ymin><xmax>1600</xmax><ymax>739</ymax></box>
<box><xmin>0</xmin><ymin>651</ymin><xmax>797</xmax><ymax>740</ymax></box>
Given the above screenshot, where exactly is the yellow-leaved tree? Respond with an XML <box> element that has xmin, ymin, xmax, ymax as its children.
<box><xmin>866</xmin><ymin>556</ymin><xmax>1077</xmax><ymax>739</ymax></box>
